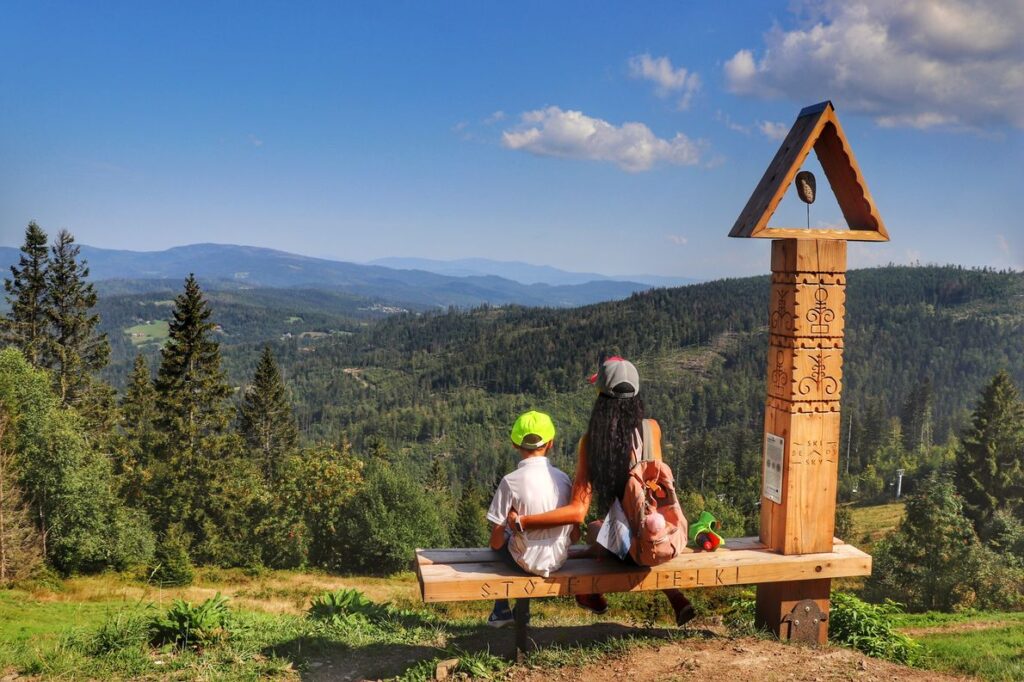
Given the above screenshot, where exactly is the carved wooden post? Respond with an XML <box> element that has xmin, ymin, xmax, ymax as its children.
<box><xmin>728</xmin><ymin>100</ymin><xmax>888</xmax><ymax>645</ymax></box>
<box><xmin>754</xmin><ymin>239</ymin><xmax>846</xmax><ymax>643</ymax></box>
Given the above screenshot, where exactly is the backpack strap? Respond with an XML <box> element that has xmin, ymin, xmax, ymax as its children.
<box><xmin>642</xmin><ymin>419</ymin><xmax>654</xmax><ymax>462</ymax></box>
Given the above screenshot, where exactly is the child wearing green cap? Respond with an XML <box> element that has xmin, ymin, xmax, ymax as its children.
<box><xmin>485</xmin><ymin>410</ymin><xmax>576</xmax><ymax>628</ymax></box>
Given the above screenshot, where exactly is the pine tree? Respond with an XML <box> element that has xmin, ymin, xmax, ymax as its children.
<box><xmin>239</xmin><ymin>346</ymin><xmax>299</xmax><ymax>481</ymax></box>
<box><xmin>2</xmin><ymin>222</ymin><xmax>50</xmax><ymax>367</ymax></box>
<box><xmin>954</xmin><ymin>371</ymin><xmax>1024</xmax><ymax>536</ymax></box>
<box><xmin>118</xmin><ymin>354</ymin><xmax>160</xmax><ymax>505</ymax></box>
<box><xmin>866</xmin><ymin>474</ymin><xmax>979</xmax><ymax>611</ymax></box>
<box><xmin>900</xmin><ymin>379</ymin><xmax>933</xmax><ymax>453</ymax></box>
<box><xmin>44</xmin><ymin>230</ymin><xmax>110</xmax><ymax>407</ymax></box>
<box><xmin>152</xmin><ymin>275</ymin><xmax>241</xmax><ymax>560</ymax></box>
<box><xmin>451</xmin><ymin>482</ymin><xmax>489</xmax><ymax>548</ymax></box>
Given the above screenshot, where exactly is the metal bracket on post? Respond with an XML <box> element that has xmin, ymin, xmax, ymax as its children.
<box><xmin>782</xmin><ymin>599</ymin><xmax>828</xmax><ymax>644</ymax></box>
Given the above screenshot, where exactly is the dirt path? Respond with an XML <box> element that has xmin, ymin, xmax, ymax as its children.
<box><xmin>301</xmin><ymin>626</ymin><xmax>974</xmax><ymax>682</ymax></box>
<box><xmin>506</xmin><ymin>636</ymin><xmax>973</xmax><ymax>682</ymax></box>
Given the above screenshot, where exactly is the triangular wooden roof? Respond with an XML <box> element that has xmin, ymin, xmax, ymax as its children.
<box><xmin>729</xmin><ymin>101</ymin><xmax>889</xmax><ymax>241</ymax></box>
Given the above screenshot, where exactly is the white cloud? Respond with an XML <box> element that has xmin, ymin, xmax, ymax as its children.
<box><xmin>724</xmin><ymin>0</ymin><xmax>1024</xmax><ymax>130</ymax></box>
<box><xmin>484</xmin><ymin>110</ymin><xmax>506</xmax><ymax>125</ymax></box>
<box><xmin>716</xmin><ymin>110</ymin><xmax>751</xmax><ymax>135</ymax></box>
<box><xmin>757</xmin><ymin>121</ymin><xmax>789</xmax><ymax>140</ymax></box>
<box><xmin>248</xmin><ymin>134</ymin><xmax>264</xmax><ymax>147</ymax></box>
<box><xmin>628</xmin><ymin>54</ymin><xmax>702</xmax><ymax>109</ymax></box>
<box><xmin>666</xmin><ymin>234</ymin><xmax>689</xmax><ymax>246</ymax></box>
<box><xmin>501</xmin><ymin>106</ymin><xmax>703</xmax><ymax>172</ymax></box>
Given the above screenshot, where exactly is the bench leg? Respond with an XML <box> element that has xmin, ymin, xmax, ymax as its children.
<box><xmin>755</xmin><ymin>579</ymin><xmax>830</xmax><ymax>645</ymax></box>
<box><xmin>513</xmin><ymin>598</ymin><xmax>531</xmax><ymax>663</ymax></box>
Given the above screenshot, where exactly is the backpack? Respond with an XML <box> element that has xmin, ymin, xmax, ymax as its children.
<box><xmin>622</xmin><ymin>420</ymin><xmax>688</xmax><ymax>566</ymax></box>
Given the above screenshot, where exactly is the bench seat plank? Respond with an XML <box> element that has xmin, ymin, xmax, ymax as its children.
<box><xmin>415</xmin><ymin>537</ymin><xmax>870</xmax><ymax>603</ymax></box>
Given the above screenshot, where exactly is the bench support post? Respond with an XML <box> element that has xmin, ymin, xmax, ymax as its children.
<box><xmin>758</xmin><ymin>240</ymin><xmax>847</xmax><ymax>643</ymax></box>
<box><xmin>755</xmin><ymin>578</ymin><xmax>830</xmax><ymax>644</ymax></box>
<box><xmin>513</xmin><ymin>598</ymin><xmax>531</xmax><ymax>663</ymax></box>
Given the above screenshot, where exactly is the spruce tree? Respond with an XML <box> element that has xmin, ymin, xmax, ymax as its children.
<box><xmin>118</xmin><ymin>354</ymin><xmax>161</xmax><ymax>505</ymax></box>
<box><xmin>451</xmin><ymin>482</ymin><xmax>489</xmax><ymax>548</ymax></box>
<box><xmin>152</xmin><ymin>275</ymin><xmax>243</xmax><ymax>561</ymax></box>
<box><xmin>2</xmin><ymin>222</ymin><xmax>50</xmax><ymax>367</ymax></box>
<box><xmin>44</xmin><ymin>230</ymin><xmax>110</xmax><ymax>407</ymax></box>
<box><xmin>954</xmin><ymin>371</ymin><xmax>1024</xmax><ymax>536</ymax></box>
<box><xmin>239</xmin><ymin>346</ymin><xmax>299</xmax><ymax>480</ymax></box>
<box><xmin>866</xmin><ymin>474</ymin><xmax>975</xmax><ymax>610</ymax></box>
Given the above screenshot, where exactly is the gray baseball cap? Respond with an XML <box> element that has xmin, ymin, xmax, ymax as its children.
<box><xmin>589</xmin><ymin>356</ymin><xmax>640</xmax><ymax>398</ymax></box>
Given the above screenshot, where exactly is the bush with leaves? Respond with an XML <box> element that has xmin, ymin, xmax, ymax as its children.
<box><xmin>331</xmin><ymin>460</ymin><xmax>448</xmax><ymax>574</ymax></box>
<box><xmin>0</xmin><ymin>348</ymin><xmax>155</xmax><ymax>574</ymax></box>
<box><xmin>150</xmin><ymin>593</ymin><xmax>231</xmax><ymax>649</ymax></box>
<box><xmin>829</xmin><ymin>592</ymin><xmax>920</xmax><ymax>664</ymax></box>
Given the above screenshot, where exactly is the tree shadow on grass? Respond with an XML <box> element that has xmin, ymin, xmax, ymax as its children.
<box><xmin>271</xmin><ymin>618</ymin><xmax>714</xmax><ymax>681</ymax></box>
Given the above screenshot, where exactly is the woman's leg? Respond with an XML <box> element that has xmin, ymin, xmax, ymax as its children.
<box><xmin>662</xmin><ymin>589</ymin><xmax>695</xmax><ymax>626</ymax></box>
<box><xmin>575</xmin><ymin>520</ymin><xmax>610</xmax><ymax>613</ymax></box>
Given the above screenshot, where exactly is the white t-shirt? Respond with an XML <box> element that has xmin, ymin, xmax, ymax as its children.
<box><xmin>487</xmin><ymin>456</ymin><xmax>574</xmax><ymax>578</ymax></box>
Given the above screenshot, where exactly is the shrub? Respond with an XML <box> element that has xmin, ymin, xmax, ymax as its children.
<box><xmin>331</xmin><ymin>461</ymin><xmax>448</xmax><ymax>574</ymax></box>
<box><xmin>150</xmin><ymin>524</ymin><xmax>194</xmax><ymax>587</ymax></box>
<box><xmin>834</xmin><ymin>504</ymin><xmax>855</xmax><ymax>541</ymax></box>
<box><xmin>307</xmin><ymin>588</ymin><xmax>387</xmax><ymax>626</ymax></box>
<box><xmin>150</xmin><ymin>593</ymin><xmax>231</xmax><ymax>649</ymax></box>
<box><xmin>829</xmin><ymin>592</ymin><xmax>920</xmax><ymax>665</ymax></box>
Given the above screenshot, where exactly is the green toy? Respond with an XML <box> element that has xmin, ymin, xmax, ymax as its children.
<box><xmin>688</xmin><ymin>511</ymin><xmax>725</xmax><ymax>551</ymax></box>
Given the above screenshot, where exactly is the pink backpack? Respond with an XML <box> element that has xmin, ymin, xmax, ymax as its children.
<box><xmin>623</xmin><ymin>420</ymin><xmax>688</xmax><ymax>566</ymax></box>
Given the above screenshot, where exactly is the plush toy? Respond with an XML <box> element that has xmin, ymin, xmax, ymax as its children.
<box><xmin>643</xmin><ymin>509</ymin><xmax>666</xmax><ymax>535</ymax></box>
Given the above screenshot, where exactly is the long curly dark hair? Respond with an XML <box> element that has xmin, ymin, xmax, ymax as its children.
<box><xmin>586</xmin><ymin>392</ymin><xmax>645</xmax><ymax>515</ymax></box>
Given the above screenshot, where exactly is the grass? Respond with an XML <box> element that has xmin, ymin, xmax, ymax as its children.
<box><xmin>892</xmin><ymin>611</ymin><xmax>1024</xmax><ymax>680</ymax></box>
<box><xmin>915</xmin><ymin>625</ymin><xmax>1024</xmax><ymax>681</ymax></box>
<box><xmin>3</xmin><ymin>569</ymin><xmax>1022</xmax><ymax>681</ymax></box>
<box><xmin>124</xmin><ymin>320</ymin><xmax>170</xmax><ymax>346</ymax></box>
<box><xmin>850</xmin><ymin>501</ymin><xmax>905</xmax><ymax>548</ymax></box>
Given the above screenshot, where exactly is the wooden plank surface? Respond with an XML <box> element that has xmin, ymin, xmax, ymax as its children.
<box><xmin>416</xmin><ymin>539</ymin><xmax>870</xmax><ymax>603</ymax></box>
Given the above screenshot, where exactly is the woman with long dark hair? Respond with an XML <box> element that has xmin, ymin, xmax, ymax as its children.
<box><xmin>508</xmin><ymin>356</ymin><xmax>694</xmax><ymax>623</ymax></box>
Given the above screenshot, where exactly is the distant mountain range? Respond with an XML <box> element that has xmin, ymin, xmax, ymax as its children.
<box><xmin>0</xmin><ymin>243</ymin><xmax>684</xmax><ymax>309</ymax></box>
<box><xmin>368</xmin><ymin>257</ymin><xmax>697</xmax><ymax>288</ymax></box>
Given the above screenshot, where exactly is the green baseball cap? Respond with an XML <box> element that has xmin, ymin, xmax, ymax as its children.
<box><xmin>510</xmin><ymin>410</ymin><xmax>556</xmax><ymax>449</ymax></box>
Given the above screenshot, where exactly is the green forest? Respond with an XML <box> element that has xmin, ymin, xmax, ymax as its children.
<box><xmin>2</xmin><ymin>222</ymin><xmax>1023</xmax><ymax>617</ymax></box>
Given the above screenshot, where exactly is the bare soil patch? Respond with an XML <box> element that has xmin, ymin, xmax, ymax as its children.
<box><xmin>505</xmin><ymin>636</ymin><xmax>972</xmax><ymax>682</ymax></box>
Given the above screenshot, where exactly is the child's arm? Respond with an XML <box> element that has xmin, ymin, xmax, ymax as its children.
<box><xmin>489</xmin><ymin>522</ymin><xmax>507</xmax><ymax>550</ymax></box>
<box><xmin>517</xmin><ymin>441</ymin><xmax>592</xmax><ymax>530</ymax></box>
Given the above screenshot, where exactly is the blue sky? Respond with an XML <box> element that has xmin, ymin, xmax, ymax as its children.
<box><xmin>1</xmin><ymin>1</ymin><xmax>1021</xmax><ymax>279</ymax></box>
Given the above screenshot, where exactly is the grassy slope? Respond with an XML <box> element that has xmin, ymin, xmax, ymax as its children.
<box><xmin>851</xmin><ymin>502</ymin><xmax>906</xmax><ymax>549</ymax></box>
<box><xmin>894</xmin><ymin>612</ymin><xmax>1024</xmax><ymax>681</ymax></box>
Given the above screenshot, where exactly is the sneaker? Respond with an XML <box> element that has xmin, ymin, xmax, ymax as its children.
<box><xmin>575</xmin><ymin>593</ymin><xmax>609</xmax><ymax>615</ymax></box>
<box><xmin>487</xmin><ymin>603</ymin><xmax>514</xmax><ymax>628</ymax></box>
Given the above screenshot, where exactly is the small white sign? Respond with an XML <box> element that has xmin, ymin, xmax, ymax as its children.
<box><xmin>763</xmin><ymin>433</ymin><xmax>784</xmax><ymax>504</ymax></box>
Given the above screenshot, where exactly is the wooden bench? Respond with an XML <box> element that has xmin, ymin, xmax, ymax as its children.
<box><xmin>416</xmin><ymin>537</ymin><xmax>871</xmax><ymax>659</ymax></box>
